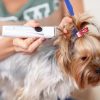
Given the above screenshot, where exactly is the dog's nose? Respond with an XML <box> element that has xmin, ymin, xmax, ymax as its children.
<box><xmin>95</xmin><ymin>67</ymin><xmax>100</xmax><ymax>74</ymax></box>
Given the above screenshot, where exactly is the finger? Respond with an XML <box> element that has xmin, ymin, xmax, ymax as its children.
<box><xmin>13</xmin><ymin>38</ymin><xmax>37</xmax><ymax>49</ymax></box>
<box><xmin>14</xmin><ymin>38</ymin><xmax>45</xmax><ymax>53</ymax></box>
<box><xmin>24</xmin><ymin>20</ymin><xmax>40</xmax><ymax>27</ymax></box>
<box><xmin>27</xmin><ymin>38</ymin><xmax>45</xmax><ymax>53</ymax></box>
<box><xmin>58</xmin><ymin>17</ymin><xmax>72</xmax><ymax>34</ymax></box>
<box><xmin>59</xmin><ymin>17</ymin><xmax>72</xmax><ymax>28</ymax></box>
<box><xmin>13</xmin><ymin>38</ymin><xmax>28</xmax><ymax>49</ymax></box>
<box><xmin>63</xmin><ymin>28</ymin><xmax>68</xmax><ymax>33</ymax></box>
<box><xmin>23</xmin><ymin>37</ymin><xmax>38</xmax><ymax>49</ymax></box>
<box><xmin>14</xmin><ymin>46</ymin><xmax>26</xmax><ymax>52</ymax></box>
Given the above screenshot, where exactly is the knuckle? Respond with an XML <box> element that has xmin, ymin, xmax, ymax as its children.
<box><xmin>13</xmin><ymin>39</ymin><xmax>18</xmax><ymax>45</ymax></box>
<box><xmin>28</xmin><ymin>49</ymin><xmax>34</xmax><ymax>53</ymax></box>
<box><xmin>23</xmin><ymin>42</ymin><xmax>29</xmax><ymax>49</ymax></box>
<box><xmin>37</xmin><ymin>39</ymin><xmax>43</xmax><ymax>44</ymax></box>
<box><xmin>37</xmin><ymin>40</ymin><xmax>41</xmax><ymax>45</ymax></box>
<box><xmin>27</xmin><ymin>47</ymin><xmax>35</xmax><ymax>53</ymax></box>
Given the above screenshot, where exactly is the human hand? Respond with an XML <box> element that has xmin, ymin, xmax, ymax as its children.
<box><xmin>13</xmin><ymin>20</ymin><xmax>45</xmax><ymax>54</ymax></box>
<box><xmin>58</xmin><ymin>17</ymin><xmax>72</xmax><ymax>34</ymax></box>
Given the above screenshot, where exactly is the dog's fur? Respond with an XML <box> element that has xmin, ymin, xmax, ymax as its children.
<box><xmin>0</xmin><ymin>15</ymin><xmax>100</xmax><ymax>100</ymax></box>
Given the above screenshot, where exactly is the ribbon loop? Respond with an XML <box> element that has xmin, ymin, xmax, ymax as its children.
<box><xmin>76</xmin><ymin>27</ymin><xmax>89</xmax><ymax>37</ymax></box>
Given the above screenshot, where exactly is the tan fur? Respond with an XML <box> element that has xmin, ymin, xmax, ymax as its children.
<box><xmin>55</xmin><ymin>14</ymin><xmax>100</xmax><ymax>88</ymax></box>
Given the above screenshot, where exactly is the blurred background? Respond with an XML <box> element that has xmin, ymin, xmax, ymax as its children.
<box><xmin>84</xmin><ymin>0</ymin><xmax>100</xmax><ymax>23</ymax></box>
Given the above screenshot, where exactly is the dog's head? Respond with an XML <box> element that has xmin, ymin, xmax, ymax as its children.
<box><xmin>55</xmin><ymin>15</ymin><xmax>100</xmax><ymax>89</ymax></box>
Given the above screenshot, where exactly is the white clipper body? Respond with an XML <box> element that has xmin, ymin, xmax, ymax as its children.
<box><xmin>1</xmin><ymin>26</ymin><xmax>57</xmax><ymax>38</ymax></box>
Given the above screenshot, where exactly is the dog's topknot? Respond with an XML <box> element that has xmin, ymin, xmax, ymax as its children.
<box><xmin>55</xmin><ymin>14</ymin><xmax>100</xmax><ymax>88</ymax></box>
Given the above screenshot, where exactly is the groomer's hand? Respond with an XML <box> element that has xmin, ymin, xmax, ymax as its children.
<box><xmin>13</xmin><ymin>20</ymin><xmax>45</xmax><ymax>54</ymax></box>
<box><xmin>58</xmin><ymin>17</ymin><xmax>72</xmax><ymax>34</ymax></box>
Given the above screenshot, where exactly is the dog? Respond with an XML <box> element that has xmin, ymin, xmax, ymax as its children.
<box><xmin>0</xmin><ymin>14</ymin><xmax>100</xmax><ymax>100</ymax></box>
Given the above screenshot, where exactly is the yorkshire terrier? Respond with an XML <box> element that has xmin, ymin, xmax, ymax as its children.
<box><xmin>0</xmin><ymin>14</ymin><xmax>100</xmax><ymax>100</ymax></box>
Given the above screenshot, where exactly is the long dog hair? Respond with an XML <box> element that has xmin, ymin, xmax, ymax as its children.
<box><xmin>0</xmin><ymin>14</ymin><xmax>100</xmax><ymax>100</ymax></box>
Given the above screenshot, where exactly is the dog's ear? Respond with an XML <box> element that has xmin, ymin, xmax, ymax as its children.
<box><xmin>64</xmin><ymin>14</ymin><xmax>93</xmax><ymax>31</ymax></box>
<box><xmin>75</xmin><ymin>14</ymin><xmax>93</xmax><ymax>29</ymax></box>
<box><xmin>55</xmin><ymin>35</ymin><xmax>71</xmax><ymax>73</ymax></box>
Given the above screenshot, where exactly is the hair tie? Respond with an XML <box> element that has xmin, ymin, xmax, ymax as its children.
<box><xmin>76</xmin><ymin>27</ymin><xmax>89</xmax><ymax>37</ymax></box>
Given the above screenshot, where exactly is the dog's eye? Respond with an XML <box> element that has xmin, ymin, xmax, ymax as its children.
<box><xmin>81</xmin><ymin>56</ymin><xmax>87</xmax><ymax>61</ymax></box>
<box><xmin>95</xmin><ymin>68</ymin><xmax>100</xmax><ymax>74</ymax></box>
